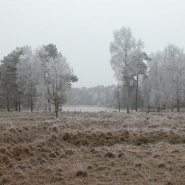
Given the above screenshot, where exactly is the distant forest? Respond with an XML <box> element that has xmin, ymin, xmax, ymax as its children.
<box><xmin>66</xmin><ymin>84</ymin><xmax>143</xmax><ymax>110</ymax></box>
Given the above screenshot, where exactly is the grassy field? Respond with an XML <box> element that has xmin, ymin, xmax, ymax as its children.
<box><xmin>0</xmin><ymin>111</ymin><xmax>185</xmax><ymax>185</ymax></box>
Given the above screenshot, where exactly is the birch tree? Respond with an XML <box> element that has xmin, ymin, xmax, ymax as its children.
<box><xmin>43</xmin><ymin>53</ymin><xmax>78</xmax><ymax>117</ymax></box>
<box><xmin>130</xmin><ymin>52</ymin><xmax>148</xmax><ymax>111</ymax></box>
<box><xmin>110</xmin><ymin>26</ymin><xmax>144</xmax><ymax>113</ymax></box>
<box><xmin>163</xmin><ymin>44</ymin><xmax>185</xmax><ymax>112</ymax></box>
<box><xmin>148</xmin><ymin>51</ymin><xmax>166</xmax><ymax>112</ymax></box>
<box><xmin>16</xmin><ymin>46</ymin><xmax>40</xmax><ymax>112</ymax></box>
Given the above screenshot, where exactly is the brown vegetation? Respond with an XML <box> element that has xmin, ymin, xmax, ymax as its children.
<box><xmin>0</xmin><ymin>111</ymin><xmax>185</xmax><ymax>184</ymax></box>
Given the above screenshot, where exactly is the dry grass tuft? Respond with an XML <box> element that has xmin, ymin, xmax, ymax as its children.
<box><xmin>104</xmin><ymin>152</ymin><xmax>116</xmax><ymax>158</ymax></box>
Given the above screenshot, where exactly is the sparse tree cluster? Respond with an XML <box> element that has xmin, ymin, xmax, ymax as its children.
<box><xmin>110</xmin><ymin>26</ymin><xmax>185</xmax><ymax>112</ymax></box>
<box><xmin>0</xmin><ymin>44</ymin><xmax>78</xmax><ymax>117</ymax></box>
<box><xmin>110</xmin><ymin>26</ymin><xmax>147</xmax><ymax>113</ymax></box>
<box><xmin>143</xmin><ymin>44</ymin><xmax>185</xmax><ymax>112</ymax></box>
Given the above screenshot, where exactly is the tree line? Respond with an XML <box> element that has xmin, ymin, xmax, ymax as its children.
<box><xmin>1</xmin><ymin>26</ymin><xmax>185</xmax><ymax>114</ymax></box>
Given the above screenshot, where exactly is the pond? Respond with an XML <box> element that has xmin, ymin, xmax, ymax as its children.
<box><xmin>62</xmin><ymin>105</ymin><xmax>126</xmax><ymax>112</ymax></box>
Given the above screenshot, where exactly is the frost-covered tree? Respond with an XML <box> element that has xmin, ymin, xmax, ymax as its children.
<box><xmin>163</xmin><ymin>44</ymin><xmax>185</xmax><ymax>112</ymax></box>
<box><xmin>100</xmin><ymin>92</ymin><xmax>107</xmax><ymax>105</ymax></box>
<box><xmin>0</xmin><ymin>47</ymin><xmax>22</xmax><ymax>111</ymax></box>
<box><xmin>71</xmin><ymin>96</ymin><xmax>80</xmax><ymax>111</ymax></box>
<box><xmin>140</xmin><ymin>76</ymin><xmax>150</xmax><ymax>109</ymax></box>
<box><xmin>43</xmin><ymin>44</ymin><xmax>58</xmax><ymax>58</ymax></box>
<box><xmin>1</xmin><ymin>44</ymin><xmax>77</xmax><ymax>114</ymax></box>
<box><xmin>113</xmin><ymin>84</ymin><xmax>121</xmax><ymax>112</ymax></box>
<box><xmin>16</xmin><ymin>46</ymin><xmax>40</xmax><ymax>112</ymax></box>
<box><xmin>92</xmin><ymin>93</ymin><xmax>99</xmax><ymax>105</ymax></box>
<box><xmin>43</xmin><ymin>53</ymin><xmax>78</xmax><ymax>117</ymax></box>
<box><xmin>33</xmin><ymin>46</ymin><xmax>52</xmax><ymax>111</ymax></box>
<box><xmin>148</xmin><ymin>51</ymin><xmax>166</xmax><ymax>112</ymax></box>
<box><xmin>130</xmin><ymin>52</ymin><xmax>148</xmax><ymax>112</ymax></box>
<box><xmin>110</xmin><ymin>26</ymin><xmax>144</xmax><ymax>113</ymax></box>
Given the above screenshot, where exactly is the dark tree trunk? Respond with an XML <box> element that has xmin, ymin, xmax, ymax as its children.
<box><xmin>54</xmin><ymin>100</ymin><xmax>58</xmax><ymax>118</ymax></box>
<box><xmin>157</xmin><ymin>107</ymin><xmax>160</xmax><ymax>112</ymax></box>
<box><xmin>18</xmin><ymin>92</ymin><xmax>21</xmax><ymax>112</ymax></box>
<box><xmin>55</xmin><ymin>103</ymin><xmax>58</xmax><ymax>118</ymax></box>
<box><xmin>136</xmin><ymin>75</ymin><xmax>138</xmax><ymax>112</ymax></box>
<box><xmin>118</xmin><ymin>84</ymin><xmax>120</xmax><ymax>112</ymax></box>
<box><xmin>48</xmin><ymin>100</ymin><xmax>51</xmax><ymax>112</ymax></box>
<box><xmin>15</xmin><ymin>101</ymin><xmax>18</xmax><ymax>111</ymax></box>
<box><xmin>177</xmin><ymin>99</ymin><xmax>180</xmax><ymax>112</ymax></box>
<box><xmin>171</xmin><ymin>106</ymin><xmax>173</xmax><ymax>112</ymax></box>
<box><xmin>31</xmin><ymin>96</ymin><xmax>33</xmax><ymax>113</ymax></box>
<box><xmin>55</xmin><ymin>111</ymin><xmax>58</xmax><ymax>118</ymax></box>
<box><xmin>127</xmin><ymin>107</ymin><xmax>129</xmax><ymax>114</ymax></box>
<box><xmin>18</xmin><ymin>98</ymin><xmax>21</xmax><ymax>112</ymax></box>
<box><xmin>7</xmin><ymin>95</ymin><xmax>10</xmax><ymax>112</ymax></box>
<box><xmin>125</xmin><ymin>80</ymin><xmax>130</xmax><ymax>114</ymax></box>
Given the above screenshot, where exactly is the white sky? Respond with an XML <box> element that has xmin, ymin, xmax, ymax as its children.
<box><xmin>1</xmin><ymin>0</ymin><xmax>185</xmax><ymax>88</ymax></box>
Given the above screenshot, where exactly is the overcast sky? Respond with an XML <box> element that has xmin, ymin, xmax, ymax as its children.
<box><xmin>1</xmin><ymin>0</ymin><xmax>185</xmax><ymax>88</ymax></box>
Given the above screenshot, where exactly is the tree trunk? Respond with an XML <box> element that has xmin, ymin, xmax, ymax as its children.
<box><xmin>125</xmin><ymin>82</ymin><xmax>130</xmax><ymax>114</ymax></box>
<box><xmin>15</xmin><ymin>101</ymin><xmax>18</xmax><ymax>111</ymax></box>
<box><xmin>55</xmin><ymin>102</ymin><xmax>58</xmax><ymax>118</ymax></box>
<box><xmin>157</xmin><ymin>107</ymin><xmax>160</xmax><ymax>112</ymax></box>
<box><xmin>54</xmin><ymin>100</ymin><xmax>58</xmax><ymax>118</ymax></box>
<box><xmin>48</xmin><ymin>99</ymin><xmax>51</xmax><ymax>112</ymax></box>
<box><xmin>136</xmin><ymin>75</ymin><xmax>138</xmax><ymax>112</ymax></box>
<box><xmin>177</xmin><ymin>99</ymin><xmax>180</xmax><ymax>112</ymax></box>
<box><xmin>118</xmin><ymin>84</ymin><xmax>120</xmax><ymax>112</ymax></box>
<box><xmin>171</xmin><ymin>105</ymin><xmax>173</xmax><ymax>112</ymax></box>
<box><xmin>18</xmin><ymin>98</ymin><xmax>21</xmax><ymax>112</ymax></box>
<box><xmin>31</xmin><ymin>96</ymin><xmax>33</xmax><ymax>113</ymax></box>
<box><xmin>7</xmin><ymin>95</ymin><xmax>10</xmax><ymax>112</ymax></box>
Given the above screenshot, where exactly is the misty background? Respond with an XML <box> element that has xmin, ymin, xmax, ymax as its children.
<box><xmin>1</xmin><ymin>0</ymin><xmax>185</xmax><ymax>88</ymax></box>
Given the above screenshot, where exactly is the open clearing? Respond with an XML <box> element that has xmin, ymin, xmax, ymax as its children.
<box><xmin>0</xmin><ymin>111</ymin><xmax>185</xmax><ymax>185</ymax></box>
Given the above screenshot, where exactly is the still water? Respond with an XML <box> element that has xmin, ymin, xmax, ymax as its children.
<box><xmin>62</xmin><ymin>105</ymin><xmax>126</xmax><ymax>112</ymax></box>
